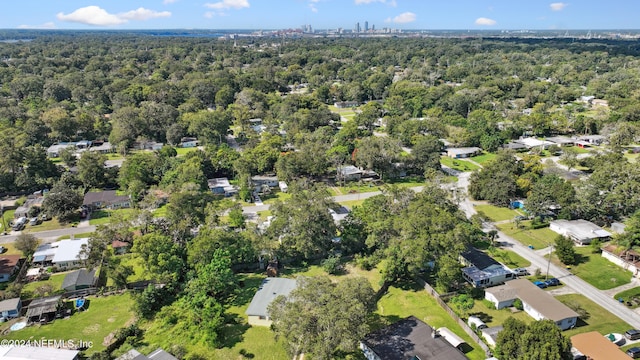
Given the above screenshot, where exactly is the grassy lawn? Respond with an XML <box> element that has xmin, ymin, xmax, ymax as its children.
<box><xmin>21</xmin><ymin>273</ymin><xmax>66</xmax><ymax>295</ymax></box>
<box><xmin>489</xmin><ymin>248</ymin><xmax>532</xmax><ymax>268</ymax></box>
<box><xmin>614</xmin><ymin>286</ymin><xmax>640</xmax><ymax>308</ymax></box>
<box><xmin>387</xmin><ymin>176</ymin><xmax>425</xmax><ymax>189</ymax></box>
<box><xmin>557</xmin><ymin>294</ymin><xmax>633</xmax><ymax>337</ymax></box>
<box><xmin>260</xmin><ymin>190</ymin><xmax>292</xmax><ymax>205</ymax></box>
<box><xmin>256</xmin><ymin>210</ymin><xmax>272</xmax><ymax>220</ymax></box>
<box><xmin>1</xmin><ymin>209</ymin><xmax>15</xmax><ymax>233</ymax></box>
<box><xmin>569</xmin><ymin>146</ymin><xmax>591</xmax><ymax>154</ymax></box>
<box><xmin>175</xmin><ymin>147</ymin><xmax>200</xmax><ymax>156</ymax></box>
<box><xmin>152</xmin><ymin>204</ymin><xmax>168</xmax><ymax>218</ymax></box>
<box><xmin>625</xmin><ymin>152</ymin><xmax>640</xmax><ymax>163</ymax></box>
<box><xmin>466</xmin><ymin>298</ymin><xmax>532</xmax><ymax>328</ymax></box>
<box><xmin>440</xmin><ymin>156</ymin><xmax>481</xmax><ymax>172</ymax></box>
<box><xmin>89</xmin><ymin>208</ymin><xmax>136</xmax><ymax>226</ymax></box>
<box><xmin>57</xmin><ymin>232</ymin><xmax>94</xmax><ymax>240</ymax></box>
<box><xmin>497</xmin><ymin>222</ymin><xmax>556</xmax><ymax>250</ymax></box>
<box><xmin>470</xmin><ymin>152</ymin><xmax>497</xmax><ymax>165</ymax></box>
<box><xmin>338</xmin><ymin>182</ymin><xmax>383</xmax><ymax>195</ymax></box>
<box><xmin>0</xmin><ymin>242</ymin><xmax>23</xmax><ymax>256</ymax></box>
<box><xmin>474</xmin><ymin>204</ymin><xmax>522</xmax><ymax>222</ymax></box>
<box><xmin>24</xmin><ymin>218</ymin><xmax>66</xmax><ymax>233</ymax></box>
<box><xmin>560</xmin><ymin>247</ymin><xmax>632</xmax><ymax>290</ymax></box>
<box><xmin>3</xmin><ymin>293</ymin><xmax>135</xmax><ymax>355</ymax></box>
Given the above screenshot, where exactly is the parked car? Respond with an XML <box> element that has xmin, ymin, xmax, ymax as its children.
<box><xmin>544</xmin><ymin>278</ymin><xmax>560</xmax><ymax>286</ymax></box>
<box><xmin>29</xmin><ymin>217</ymin><xmax>40</xmax><ymax>226</ymax></box>
<box><xmin>626</xmin><ymin>329</ymin><xmax>640</xmax><ymax>340</ymax></box>
<box><xmin>513</xmin><ymin>268</ymin><xmax>529</xmax><ymax>276</ymax></box>
<box><xmin>533</xmin><ymin>281</ymin><xmax>547</xmax><ymax>289</ymax></box>
<box><xmin>11</xmin><ymin>217</ymin><xmax>27</xmax><ymax>231</ymax></box>
<box><xmin>627</xmin><ymin>347</ymin><xmax>640</xmax><ymax>358</ymax></box>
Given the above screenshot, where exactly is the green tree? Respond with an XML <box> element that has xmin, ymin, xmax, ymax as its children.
<box><xmin>133</xmin><ymin>233</ymin><xmax>186</xmax><ymax>283</ymax></box>
<box><xmin>42</xmin><ymin>181</ymin><xmax>83</xmax><ymax>222</ymax></box>
<box><xmin>78</xmin><ymin>151</ymin><xmax>107</xmax><ymax>190</ymax></box>
<box><xmin>410</xmin><ymin>135</ymin><xmax>443</xmax><ymax>174</ymax></box>
<box><xmin>450</xmin><ymin>294</ymin><xmax>474</xmax><ymax>317</ymax></box>
<box><xmin>496</xmin><ymin>318</ymin><xmax>572</xmax><ymax>360</ymax></box>
<box><xmin>526</xmin><ymin>174</ymin><xmax>576</xmax><ymax>217</ymax></box>
<box><xmin>59</xmin><ymin>147</ymin><xmax>77</xmax><ymax>168</ymax></box>
<box><xmin>560</xmin><ymin>147</ymin><xmax>579</xmax><ymax>172</ymax></box>
<box><xmin>15</xmin><ymin>233</ymin><xmax>39</xmax><ymax>257</ymax></box>
<box><xmin>555</xmin><ymin>235</ymin><xmax>577</xmax><ymax>265</ymax></box>
<box><xmin>268</xmin><ymin>276</ymin><xmax>376</xmax><ymax>360</ymax></box>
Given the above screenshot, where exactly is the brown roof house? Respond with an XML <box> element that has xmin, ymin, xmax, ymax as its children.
<box><xmin>484</xmin><ymin>279</ymin><xmax>578</xmax><ymax>330</ymax></box>
<box><xmin>601</xmin><ymin>244</ymin><xmax>640</xmax><ymax>278</ymax></box>
<box><xmin>83</xmin><ymin>190</ymin><xmax>131</xmax><ymax>210</ymax></box>
<box><xmin>360</xmin><ymin>316</ymin><xmax>469</xmax><ymax>360</ymax></box>
<box><xmin>0</xmin><ymin>255</ymin><xmax>22</xmax><ymax>283</ymax></box>
<box><xmin>571</xmin><ymin>331</ymin><xmax>629</xmax><ymax>360</ymax></box>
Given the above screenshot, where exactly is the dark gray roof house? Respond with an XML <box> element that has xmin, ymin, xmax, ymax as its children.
<box><xmin>83</xmin><ymin>190</ymin><xmax>131</xmax><ymax>210</ymax></box>
<box><xmin>246</xmin><ymin>277</ymin><xmax>297</xmax><ymax>326</ymax></box>
<box><xmin>62</xmin><ymin>269</ymin><xmax>97</xmax><ymax>291</ymax></box>
<box><xmin>360</xmin><ymin>316</ymin><xmax>469</xmax><ymax>360</ymax></box>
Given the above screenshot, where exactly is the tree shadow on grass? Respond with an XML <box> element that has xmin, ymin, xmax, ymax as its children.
<box><xmin>230</xmin><ymin>274</ymin><xmax>265</xmax><ymax>307</ymax></box>
<box><xmin>219</xmin><ymin>313</ymin><xmax>251</xmax><ymax>349</ymax></box>
<box><xmin>368</xmin><ymin>312</ymin><xmax>402</xmax><ymax>332</ymax></box>
<box><xmin>469</xmin><ymin>311</ymin><xmax>493</xmax><ymax>323</ymax></box>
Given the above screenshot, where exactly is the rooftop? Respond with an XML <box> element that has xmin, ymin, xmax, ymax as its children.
<box><xmin>0</xmin><ymin>255</ymin><xmax>21</xmax><ymax>274</ymax></box>
<box><xmin>361</xmin><ymin>316</ymin><xmax>468</xmax><ymax>360</ymax></box>
<box><xmin>25</xmin><ymin>295</ymin><xmax>61</xmax><ymax>318</ymax></box>
<box><xmin>0</xmin><ymin>297</ymin><xmax>20</xmax><ymax>312</ymax></box>
<box><xmin>516</xmin><ymin>137</ymin><xmax>554</xmax><ymax>148</ymax></box>
<box><xmin>571</xmin><ymin>331</ymin><xmax>629</xmax><ymax>360</ymax></box>
<box><xmin>550</xmin><ymin>219</ymin><xmax>612</xmax><ymax>241</ymax></box>
<box><xmin>82</xmin><ymin>190</ymin><xmax>129</xmax><ymax>206</ymax></box>
<box><xmin>460</xmin><ymin>247</ymin><xmax>501</xmax><ymax>271</ymax></box>
<box><xmin>245</xmin><ymin>278</ymin><xmax>297</xmax><ymax>318</ymax></box>
<box><xmin>62</xmin><ymin>268</ymin><xmax>96</xmax><ymax>290</ymax></box>
<box><xmin>0</xmin><ymin>346</ymin><xmax>79</xmax><ymax>360</ymax></box>
<box><xmin>52</xmin><ymin>238</ymin><xmax>89</xmax><ymax>264</ymax></box>
<box><xmin>447</xmin><ymin>147</ymin><xmax>482</xmax><ymax>155</ymax></box>
<box><xmin>507</xmin><ymin>279</ymin><xmax>579</xmax><ymax>322</ymax></box>
<box><xmin>116</xmin><ymin>348</ymin><xmax>178</xmax><ymax>360</ymax></box>
<box><xmin>484</xmin><ymin>285</ymin><xmax>518</xmax><ymax>302</ymax></box>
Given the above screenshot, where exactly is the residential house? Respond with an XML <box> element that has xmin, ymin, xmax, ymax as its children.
<box><xmin>13</xmin><ymin>197</ymin><xmax>43</xmax><ymax>218</ymax></box>
<box><xmin>611</xmin><ymin>222</ymin><xmax>626</xmax><ymax>234</ymax></box>
<box><xmin>447</xmin><ymin>147</ymin><xmax>482</xmax><ymax>158</ymax></box>
<box><xmin>360</xmin><ymin>316</ymin><xmax>469</xmax><ymax>360</ymax></box>
<box><xmin>329</xmin><ymin>206</ymin><xmax>350</xmax><ymax>225</ymax></box>
<box><xmin>577</xmin><ymin>135</ymin><xmax>606</xmax><ymax>145</ymax></box>
<box><xmin>88</xmin><ymin>141</ymin><xmax>114</xmax><ymax>154</ymax></box>
<box><xmin>83</xmin><ymin>190</ymin><xmax>131</xmax><ymax>210</ymax></box>
<box><xmin>278</xmin><ymin>181</ymin><xmax>288</xmax><ymax>193</ymax></box>
<box><xmin>546</xmin><ymin>136</ymin><xmax>575</xmax><ymax>147</ymax></box>
<box><xmin>0</xmin><ymin>346</ymin><xmax>79</xmax><ymax>360</ymax></box>
<box><xmin>484</xmin><ymin>286</ymin><xmax>518</xmax><ymax>309</ymax></box>
<box><xmin>483</xmin><ymin>279</ymin><xmax>578</xmax><ymax>330</ymax></box>
<box><xmin>116</xmin><ymin>348</ymin><xmax>178</xmax><ymax>360</ymax></box>
<box><xmin>249</xmin><ymin>118</ymin><xmax>266</xmax><ymax>134</ymax></box>
<box><xmin>0</xmin><ymin>298</ymin><xmax>22</xmax><ymax>319</ymax></box>
<box><xmin>32</xmin><ymin>238</ymin><xmax>90</xmax><ymax>269</ymax></box>
<box><xmin>571</xmin><ymin>331</ymin><xmax>629</xmax><ymax>360</ymax></box>
<box><xmin>207</xmin><ymin>178</ymin><xmax>238</xmax><ymax>197</ymax></box>
<box><xmin>601</xmin><ymin>245</ymin><xmax>640</xmax><ymax>278</ymax></box>
<box><xmin>245</xmin><ymin>277</ymin><xmax>297</xmax><ymax>327</ymax></box>
<box><xmin>62</xmin><ymin>269</ymin><xmax>97</xmax><ymax>292</ymax></box>
<box><xmin>46</xmin><ymin>142</ymin><xmax>77</xmax><ymax>158</ymax></box>
<box><xmin>0</xmin><ymin>255</ymin><xmax>22</xmax><ymax>283</ymax></box>
<box><xmin>337</xmin><ymin>165</ymin><xmax>363</xmax><ymax>181</ymax></box>
<box><xmin>136</xmin><ymin>141</ymin><xmax>164</xmax><ymax>151</ymax></box>
<box><xmin>460</xmin><ymin>247</ymin><xmax>515</xmax><ymax>288</ymax></box>
<box><xmin>179</xmin><ymin>137</ymin><xmax>199</xmax><ymax>148</ymax></box>
<box><xmin>251</xmin><ymin>175</ymin><xmax>279</xmax><ymax>190</ymax></box>
<box><xmin>111</xmin><ymin>240</ymin><xmax>131</xmax><ymax>255</ymax></box>
<box><xmin>26</xmin><ymin>295</ymin><xmax>62</xmax><ymax>323</ymax></box>
<box><xmin>549</xmin><ymin>219</ymin><xmax>612</xmax><ymax>245</ymax></box>
<box><xmin>515</xmin><ymin>137</ymin><xmax>554</xmax><ymax>150</ymax></box>
<box><xmin>501</xmin><ymin>142</ymin><xmax>528</xmax><ymax>152</ymax></box>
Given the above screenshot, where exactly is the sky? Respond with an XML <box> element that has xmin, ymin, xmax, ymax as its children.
<box><xmin>1</xmin><ymin>0</ymin><xmax>639</xmax><ymax>31</ymax></box>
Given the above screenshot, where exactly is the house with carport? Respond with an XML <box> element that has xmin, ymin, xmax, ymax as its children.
<box><xmin>460</xmin><ymin>247</ymin><xmax>515</xmax><ymax>288</ymax></box>
<box><xmin>549</xmin><ymin>219</ymin><xmax>612</xmax><ymax>245</ymax></box>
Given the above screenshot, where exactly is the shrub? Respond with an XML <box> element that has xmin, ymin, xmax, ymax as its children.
<box><xmin>355</xmin><ymin>254</ymin><xmax>377</xmax><ymax>270</ymax></box>
<box><xmin>322</xmin><ymin>255</ymin><xmax>343</xmax><ymax>275</ymax></box>
<box><xmin>482</xmin><ymin>299</ymin><xmax>496</xmax><ymax>310</ymax></box>
<box><xmin>513</xmin><ymin>298</ymin><xmax>523</xmax><ymax>310</ymax></box>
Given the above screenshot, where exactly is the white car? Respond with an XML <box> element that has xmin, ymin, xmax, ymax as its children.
<box><xmin>513</xmin><ymin>268</ymin><xmax>529</xmax><ymax>276</ymax></box>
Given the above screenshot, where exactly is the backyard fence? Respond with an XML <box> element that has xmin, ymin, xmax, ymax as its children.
<box><xmin>415</xmin><ymin>278</ymin><xmax>492</xmax><ymax>357</ymax></box>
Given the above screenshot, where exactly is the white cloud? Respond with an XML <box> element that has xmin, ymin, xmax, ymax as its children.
<box><xmin>163</xmin><ymin>0</ymin><xmax>178</xmax><ymax>3</ymax></box>
<box><xmin>550</xmin><ymin>2</ymin><xmax>568</xmax><ymax>11</ymax></box>
<box><xmin>355</xmin><ymin>0</ymin><xmax>397</xmax><ymax>6</ymax></box>
<box><xmin>392</xmin><ymin>12</ymin><xmax>416</xmax><ymax>24</ymax></box>
<box><xmin>204</xmin><ymin>0</ymin><xmax>250</xmax><ymax>10</ymax></box>
<box><xmin>120</xmin><ymin>8</ymin><xmax>171</xmax><ymax>21</ymax></box>
<box><xmin>57</xmin><ymin>6</ymin><xmax>170</xmax><ymax>26</ymax></box>
<box><xmin>309</xmin><ymin>4</ymin><xmax>318</xmax><ymax>12</ymax></box>
<box><xmin>475</xmin><ymin>17</ymin><xmax>497</xmax><ymax>26</ymax></box>
<box><xmin>18</xmin><ymin>22</ymin><xmax>56</xmax><ymax>29</ymax></box>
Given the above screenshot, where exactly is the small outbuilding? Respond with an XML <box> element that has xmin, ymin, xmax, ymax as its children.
<box><xmin>467</xmin><ymin>316</ymin><xmax>487</xmax><ymax>330</ymax></box>
<box><xmin>0</xmin><ymin>297</ymin><xmax>22</xmax><ymax>319</ymax></box>
<box><xmin>62</xmin><ymin>269</ymin><xmax>97</xmax><ymax>292</ymax></box>
<box><xmin>26</xmin><ymin>295</ymin><xmax>62</xmax><ymax>323</ymax></box>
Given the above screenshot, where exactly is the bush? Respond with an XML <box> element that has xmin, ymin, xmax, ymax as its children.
<box><xmin>322</xmin><ymin>255</ymin><xmax>343</xmax><ymax>275</ymax></box>
<box><xmin>513</xmin><ymin>298</ymin><xmax>523</xmax><ymax>310</ymax></box>
<box><xmin>355</xmin><ymin>254</ymin><xmax>377</xmax><ymax>270</ymax></box>
<box><xmin>482</xmin><ymin>299</ymin><xmax>496</xmax><ymax>310</ymax></box>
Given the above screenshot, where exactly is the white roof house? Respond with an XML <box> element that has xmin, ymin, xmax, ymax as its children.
<box><xmin>549</xmin><ymin>220</ymin><xmax>612</xmax><ymax>245</ymax></box>
<box><xmin>515</xmin><ymin>137</ymin><xmax>554</xmax><ymax>149</ymax></box>
<box><xmin>0</xmin><ymin>346</ymin><xmax>79</xmax><ymax>360</ymax></box>
<box><xmin>33</xmin><ymin>238</ymin><xmax>89</xmax><ymax>269</ymax></box>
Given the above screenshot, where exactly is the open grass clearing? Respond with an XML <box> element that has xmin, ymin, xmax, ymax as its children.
<box><xmin>57</xmin><ymin>232</ymin><xmax>95</xmax><ymax>240</ymax></box>
<box><xmin>555</xmin><ymin>247</ymin><xmax>632</xmax><ymax>290</ymax></box>
<box><xmin>175</xmin><ymin>147</ymin><xmax>200</xmax><ymax>156</ymax></box>
<box><xmin>23</xmin><ymin>217</ymin><xmax>67</xmax><ymax>232</ymax></box>
<box><xmin>21</xmin><ymin>273</ymin><xmax>66</xmax><ymax>296</ymax></box>
<box><xmin>470</xmin><ymin>152</ymin><xmax>497</xmax><ymax>165</ymax></box>
<box><xmin>0</xmin><ymin>242</ymin><xmax>23</xmax><ymax>256</ymax></box>
<box><xmin>3</xmin><ymin>293</ymin><xmax>135</xmax><ymax>355</ymax></box>
<box><xmin>338</xmin><ymin>199</ymin><xmax>366</xmax><ymax>209</ymax></box>
<box><xmin>489</xmin><ymin>248</ymin><xmax>532</xmax><ymax>269</ymax></box>
<box><xmin>558</xmin><ymin>294</ymin><xmax>633</xmax><ymax>337</ymax></box>
<box><xmin>465</xmin><ymin>298</ymin><xmax>533</xmax><ymax>328</ymax></box>
<box><xmin>497</xmin><ymin>222</ymin><xmax>556</xmax><ymax>250</ymax></box>
<box><xmin>475</xmin><ymin>204</ymin><xmax>522</xmax><ymax>222</ymax></box>
<box><xmin>614</xmin><ymin>286</ymin><xmax>640</xmax><ymax>308</ymax></box>
<box><xmin>89</xmin><ymin>208</ymin><xmax>136</xmax><ymax>226</ymax></box>
<box><xmin>440</xmin><ymin>156</ymin><xmax>480</xmax><ymax>172</ymax></box>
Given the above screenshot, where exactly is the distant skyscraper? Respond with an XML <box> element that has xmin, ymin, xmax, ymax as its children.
<box><xmin>355</xmin><ymin>22</ymin><xmax>360</xmax><ymax>33</ymax></box>
<box><xmin>371</xmin><ymin>24</ymin><xmax>375</xmax><ymax>32</ymax></box>
<box><xmin>364</xmin><ymin>21</ymin><xmax>369</xmax><ymax>32</ymax></box>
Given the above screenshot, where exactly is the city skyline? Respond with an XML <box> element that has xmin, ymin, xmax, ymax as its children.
<box><xmin>2</xmin><ymin>0</ymin><xmax>640</xmax><ymax>31</ymax></box>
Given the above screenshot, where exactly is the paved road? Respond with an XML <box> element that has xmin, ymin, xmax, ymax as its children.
<box><xmin>455</xmin><ymin>170</ymin><xmax>640</xmax><ymax>329</ymax></box>
<box><xmin>0</xmin><ymin>225</ymin><xmax>96</xmax><ymax>244</ymax></box>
